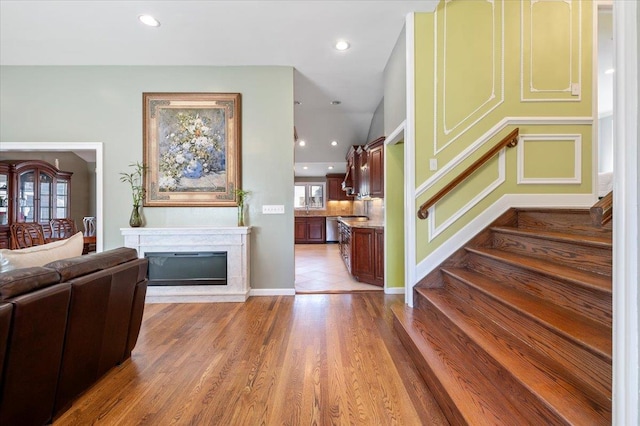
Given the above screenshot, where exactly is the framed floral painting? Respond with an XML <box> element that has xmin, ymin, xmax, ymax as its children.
<box><xmin>143</xmin><ymin>92</ymin><xmax>241</xmax><ymax>206</ymax></box>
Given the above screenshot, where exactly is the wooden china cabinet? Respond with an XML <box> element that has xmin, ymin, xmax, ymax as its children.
<box><xmin>0</xmin><ymin>160</ymin><xmax>73</xmax><ymax>248</ymax></box>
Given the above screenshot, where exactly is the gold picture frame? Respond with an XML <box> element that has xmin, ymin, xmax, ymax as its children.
<box><xmin>143</xmin><ymin>92</ymin><xmax>241</xmax><ymax>207</ymax></box>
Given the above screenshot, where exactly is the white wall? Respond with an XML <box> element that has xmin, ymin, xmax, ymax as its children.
<box><xmin>0</xmin><ymin>65</ymin><xmax>295</xmax><ymax>290</ymax></box>
<box><xmin>383</xmin><ymin>26</ymin><xmax>407</xmax><ymax>135</ymax></box>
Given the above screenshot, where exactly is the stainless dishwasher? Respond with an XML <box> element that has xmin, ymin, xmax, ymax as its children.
<box><xmin>326</xmin><ymin>216</ymin><xmax>340</xmax><ymax>243</ymax></box>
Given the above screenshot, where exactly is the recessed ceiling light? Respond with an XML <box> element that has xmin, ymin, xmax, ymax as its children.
<box><xmin>335</xmin><ymin>40</ymin><xmax>350</xmax><ymax>51</ymax></box>
<box><xmin>331</xmin><ymin>141</ymin><xmax>338</xmax><ymax>146</ymax></box>
<box><xmin>330</xmin><ymin>100</ymin><xmax>341</xmax><ymax>105</ymax></box>
<box><xmin>294</xmin><ymin>100</ymin><xmax>301</xmax><ymax>105</ymax></box>
<box><xmin>139</xmin><ymin>14</ymin><xmax>160</xmax><ymax>27</ymax></box>
<box><xmin>303</xmin><ymin>166</ymin><xmax>308</xmax><ymax>170</ymax></box>
<box><xmin>299</xmin><ymin>140</ymin><xmax>306</xmax><ymax>147</ymax></box>
<box><xmin>605</xmin><ymin>68</ymin><xmax>615</xmax><ymax>74</ymax></box>
<box><xmin>328</xmin><ymin>166</ymin><xmax>334</xmax><ymax>170</ymax></box>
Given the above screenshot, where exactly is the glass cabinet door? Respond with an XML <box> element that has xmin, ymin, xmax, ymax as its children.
<box><xmin>56</xmin><ymin>179</ymin><xmax>69</xmax><ymax>218</ymax></box>
<box><xmin>18</xmin><ymin>171</ymin><xmax>35</xmax><ymax>223</ymax></box>
<box><xmin>39</xmin><ymin>172</ymin><xmax>53</xmax><ymax>222</ymax></box>
<box><xmin>0</xmin><ymin>172</ymin><xmax>7</xmax><ymax>226</ymax></box>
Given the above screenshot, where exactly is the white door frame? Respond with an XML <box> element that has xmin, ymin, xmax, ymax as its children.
<box><xmin>612</xmin><ymin>1</ymin><xmax>639</xmax><ymax>424</ymax></box>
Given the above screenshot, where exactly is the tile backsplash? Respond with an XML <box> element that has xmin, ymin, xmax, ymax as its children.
<box><xmin>294</xmin><ymin>200</ymin><xmax>354</xmax><ymax>217</ymax></box>
<box><xmin>354</xmin><ymin>198</ymin><xmax>384</xmax><ymax>222</ymax></box>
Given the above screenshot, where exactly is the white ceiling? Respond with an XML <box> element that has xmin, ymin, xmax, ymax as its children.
<box><xmin>0</xmin><ymin>0</ymin><xmax>438</xmax><ymax>176</ymax></box>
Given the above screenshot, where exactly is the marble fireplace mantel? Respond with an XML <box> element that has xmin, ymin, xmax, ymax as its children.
<box><xmin>121</xmin><ymin>227</ymin><xmax>251</xmax><ymax>303</ymax></box>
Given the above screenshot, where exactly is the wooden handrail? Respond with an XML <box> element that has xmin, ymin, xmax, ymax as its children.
<box><xmin>590</xmin><ymin>191</ymin><xmax>612</xmax><ymax>227</ymax></box>
<box><xmin>417</xmin><ymin>128</ymin><xmax>519</xmax><ymax>220</ymax></box>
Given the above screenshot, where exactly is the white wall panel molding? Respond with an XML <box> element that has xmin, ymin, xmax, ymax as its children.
<box><xmin>416</xmin><ymin>116</ymin><xmax>592</xmax><ymax>198</ymax></box>
<box><xmin>385</xmin><ymin>120</ymin><xmax>405</xmax><ymax>145</ymax></box>
<box><xmin>521</xmin><ymin>0</ymin><xmax>582</xmax><ymax>102</ymax></box>
<box><xmin>434</xmin><ymin>0</ymin><xmax>505</xmax><ymax>155</ymax></box>
<box><xmin>405</xmin><ymin>13</ymin><xmax>417</xmax><ymax>307</ymax></box>
<box><xmin>415</xmin><ymin>192</ymin><xmax>595</xmax><ymax>281</ymax></box>
<box><xmin>517</xmin><ymin>133</ymin><xmax>582</xmax><ymax>184</ymax></box>
<box><xmin>428</xmin><ymin>150</ymin><xmax>505</xmax><ymax>242</ymax></box>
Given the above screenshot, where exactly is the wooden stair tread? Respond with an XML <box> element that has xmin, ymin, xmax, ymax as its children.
<box><xmin>490</xmin><ymin>225</ymin><xmax>612</xmax><ymax>248</ymax></box>
<box><xmin>392</xmin><ymin>304</ymin><xmax>546</xmax><ymax>425</ymax></box>
<box><xmin>415</xmin><ymin>287</ymin><xmax>611</xmax><ymax>424</ymax></box>
<box><xmin>466</xmin><ymin>246</ymin><xmax>612</xmax><ymax>293</ymax></box>
<box><xmin>439</xmin><ymin>268</ymin><xmax>612</xmax><ymax>360</ymax></box>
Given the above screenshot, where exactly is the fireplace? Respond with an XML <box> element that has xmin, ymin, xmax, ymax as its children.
<box><xmin>121</xmin><ymin>226</ymin><xmax>251</xmax><ymax>303</ymax></box>
<box><xmin>145</xmin><ymin>251</ymin><xmax>227</xmax><ymax>286</ymax></box>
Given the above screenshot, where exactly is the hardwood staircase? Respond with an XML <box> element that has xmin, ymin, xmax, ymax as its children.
<box><xmin>393</xmin><ymin>208</ymin><xmax>612</xmax><ymax>425</ymax></box>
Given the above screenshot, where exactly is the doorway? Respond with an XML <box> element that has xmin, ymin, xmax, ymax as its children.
<box><xmin>596</xmin><ymin>3</ymin><xmax>614</xmax><ymax>197</ymax></box>
<box><xmin>0</xmin><ymin>142</ymin><xmax>103</xmax><ymax>252</ymax></box>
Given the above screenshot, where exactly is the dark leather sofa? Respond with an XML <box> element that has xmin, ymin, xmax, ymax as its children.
<box><xmin>0</xmin><ymin>247</ymin><xmax>148</xmax><ymax>425</ymax></box>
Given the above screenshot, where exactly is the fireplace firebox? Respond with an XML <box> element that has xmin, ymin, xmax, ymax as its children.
<box><xmin>145</xmin><ymin>252</ymin><xmax>227</xmax><ymax>286</ymax></box>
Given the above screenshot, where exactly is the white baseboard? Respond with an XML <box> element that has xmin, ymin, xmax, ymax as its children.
<box><xmin>249</xmin><ymin>288</ymin><xmax>296</xmax><ymax>297</ymax></box>
<box><xmin>385</xmin><ymin>287</ymin><xmax>405</xmax><ymax>295</ymax></box>
<box><xmin>415</xmin><ymin>193</ymin><xmax>596</xmax><ymax>282</ymax></box>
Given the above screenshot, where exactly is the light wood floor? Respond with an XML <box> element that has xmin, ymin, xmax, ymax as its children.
<box><xmin>295</xmin><ymin>244</ymin><xmax>383</xmax><ymax>293</ymax></box>
<box><xmin>54</xmin><ymin>294</ymin><xmax>447</xmax><ymax>425</ymax></box>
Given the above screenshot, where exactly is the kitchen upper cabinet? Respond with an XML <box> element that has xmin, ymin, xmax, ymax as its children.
<box><xmin>366</xmin><ymin>137</ymin><xmax>384</xmax><ymax>199</ymax></box>
<box><xmin>341</xmin><ymin>137</ymin><xmax>384</xmax><ymax>200</ymax></box>
<box><xmin>294</xmin><ymin>216</ymin><xmax>326</xmax><ymax>244</ymax></box>
<box><xmin>356</xmin><ymin>146</ymin><xmax>368</xmax><ymax>198</ymax></box>
<box><xmin>326</xmin><ymin>173</ymin><xmax>352</xmax><ymax>201</ymax></box>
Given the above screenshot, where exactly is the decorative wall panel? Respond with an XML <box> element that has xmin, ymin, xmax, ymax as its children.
<box><xmin>521</xmin><ymin>0</ymin><xmax>582</xmax><ymax>101</ymax></box>
<box><xmin>517</xmin><ymin>134</ymin><xmax>582</xmax><ymax>183</ymax></box>
<box><xmin>434</xmin><ymin>0</ymin><xmax>504</xmax><ymax>154</ymax></box>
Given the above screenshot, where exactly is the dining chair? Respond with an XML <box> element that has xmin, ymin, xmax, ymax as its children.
<box><xmin>49</xmin><ymin>218</ymin><xmax>78</xmax><ymax>239</ymax></box>
<box><xmin>9</xmin><ymin>222</ymin><xmax>46</xmax><ymax>249</ymax></box>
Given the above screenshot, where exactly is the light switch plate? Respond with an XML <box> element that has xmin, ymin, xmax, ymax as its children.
<box><xmin>571</xmin><ymin>83</ymin><xmax>580</xmax><ymax>96</ymax></box>
<box><xmin>429</xmin><ymin>158</ymin><xmax>438</xmax><ymax>171</ymax></box>
<box><xmin>262</xmin><ymin>205</ymin><xmax>285</xmax><ymax>214</ymax></box>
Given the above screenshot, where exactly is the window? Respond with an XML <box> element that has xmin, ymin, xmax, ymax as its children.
<box><xmin>294</xmin><ymin>182</ymin><xmax>325</xmax><ymax>210</ymax></box>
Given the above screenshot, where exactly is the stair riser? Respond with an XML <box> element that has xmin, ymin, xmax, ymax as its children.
<box><xmin>491</xmin><ymin>232</ymin><xmax>611</xmax><ymax>276</ymax></box>
<box><xmin>466</xmin><ymin>253</ymin><xmax>612</xmax><ymax>327</ymax></box>
<box><xmin>417</xmin><ymin>296</ymin><xmax>567</xmax><ymax>425</ymax></box>
<box><xmin>442</xmin><ymin>273</ymin><xmax>611</xmax><ymax>399</ymax></box>
<box><xmin>517</xmin><ymin>210</ymin><xmax>610</xmax><ymax>237</ymax></box>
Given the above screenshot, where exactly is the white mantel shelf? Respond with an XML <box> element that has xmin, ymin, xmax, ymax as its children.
<box><xmin>121</xmin><ymin>227</ymin><xmax>251</xmax><ymax>303</ymax></box>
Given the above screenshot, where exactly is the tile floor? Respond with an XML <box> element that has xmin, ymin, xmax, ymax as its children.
<box><xmin>295</xmin><ymin>243</ymin><xmax>383</xmax><ymax>293</ymax></box>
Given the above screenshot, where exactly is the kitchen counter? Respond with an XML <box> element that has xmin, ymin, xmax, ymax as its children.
<box><xmin>338</xmin><ymin>218</ymin><xmax>384</xmax><ymax>229</ymax></box>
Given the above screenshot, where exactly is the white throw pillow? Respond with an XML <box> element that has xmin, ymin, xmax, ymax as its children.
<box><xmin>0</xmin><ymin>231</ymin><xmax>84</xmax><ymax>272</ymax></box>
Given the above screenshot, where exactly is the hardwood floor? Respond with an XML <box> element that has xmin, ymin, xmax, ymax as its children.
<box><xmin>54</xmin><ymin>294</ymin><xmax>447</xmax><ymax>425</ymax></box>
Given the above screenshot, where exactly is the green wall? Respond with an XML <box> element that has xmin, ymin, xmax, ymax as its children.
<box><xmin>0</xmin><ymin>65</ymin><xmax>295</xmax><ymax>290</ymax></box>
<box><xmin>413</xmin><ymin>1</ymin><xmax>594</xmax><ymax>262</ymax></box>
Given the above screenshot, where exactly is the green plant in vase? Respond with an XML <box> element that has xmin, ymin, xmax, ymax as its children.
<box><xmin>233</xmin><ymin>188</ymin><xmax>251</xmax><ymax>226</ymax></box>
<box><xmin>120</xmin><ymin>162</ymin><xmax>148</xmax><ymax>227</ymax></box>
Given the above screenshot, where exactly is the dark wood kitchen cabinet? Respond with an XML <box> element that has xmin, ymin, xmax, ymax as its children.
<box><xmin>366</xmin><ymin>137</ymin><xmax>385</xmax><ymax>198</ymax></box>
<box><xmin>294</xmin><ymin>216</ymin><xmax>326</xmax><ymax>244</ymax></box>
<box><xmin>341</xmin><ymin>137</ymin><xmax>384</xmax><ymax>200</ymax></box>
<box><xmin>326</xmin><ymin>173</ymin><xmax>352</xmax><ymax>201</ymax></box>
<box><xmin>349</xmin><ymin>227</ymin><xmax>384</xmax><ymax>287</ymax></box>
